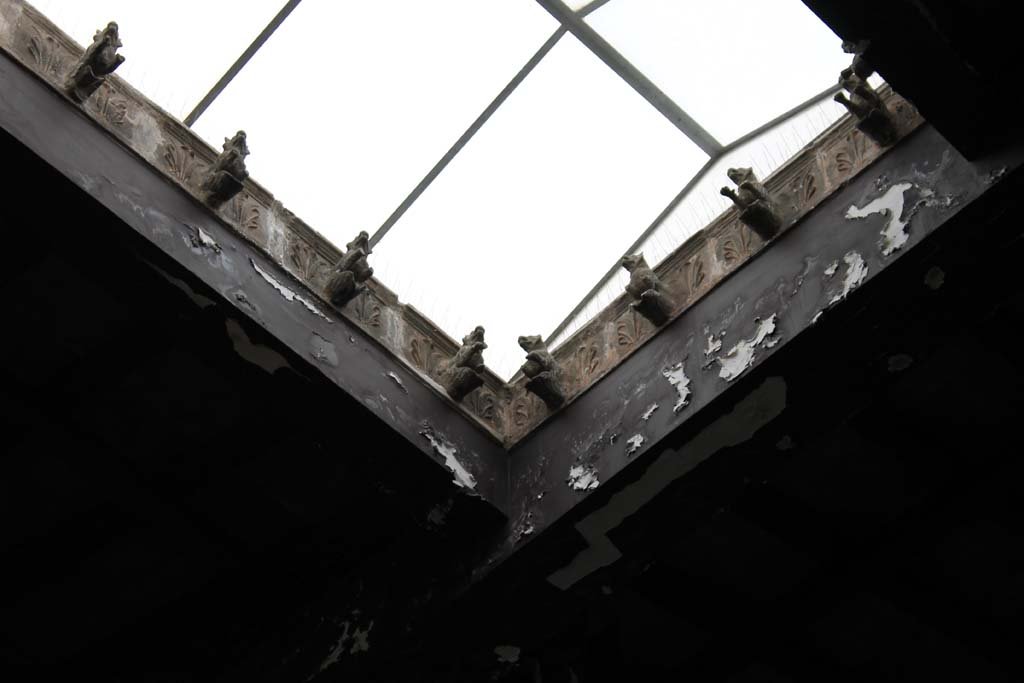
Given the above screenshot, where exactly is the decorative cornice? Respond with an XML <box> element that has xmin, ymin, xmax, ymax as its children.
<box><xmin>502</xmin><ymin>89</ymin><xmax>923</xmax><ymax>444</ymax></box>
<box><xmin>0</xmin><ymin>0</ymin><xmax>923</xmax><ymax>448</ymax></box>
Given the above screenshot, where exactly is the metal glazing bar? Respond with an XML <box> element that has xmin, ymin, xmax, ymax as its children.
<box><xmin>369</xmin><ymin>27</ymin><xmax>568</xmax><ymax>247</ymax></box>
<box><xmin>368</xmin><ymin>0</ymin><xmax>613</xmax><ymax>248</ymax></box>
<box><xmin>184</xmin><ymin>0</ymin><xmax>303</xmax><ymax>127</ymax></box>
<box><xmin>720</xmin><ymin>83</ymin><xmax>842</xmax><ymax>156</ymax></box>
<box><xmin>545</xmin><ymin>83</ymin><xmax>843</xmax><ymax>345</ymax></box>
<box><xmin>533</xmin><ymin>0</ymin><xmax>723</xmax><ymax>156</ymax></box>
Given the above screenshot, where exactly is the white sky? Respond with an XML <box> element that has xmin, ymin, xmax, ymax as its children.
<box><xmin>35</xmin><ymin>1</ymin><xmax>846</xmax><ymax>379</ymax></box>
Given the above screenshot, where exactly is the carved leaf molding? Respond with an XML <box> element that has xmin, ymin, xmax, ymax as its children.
<box><xmin>512</xmin><ymin>395</ymin><xmax>533</xmax><ymax>428</ymax></box>
<box><xmin>26</xmin><ymin>27</ymin><xmax>63</xmax><ymax>77</ymax></box>
<box><xmin>89</xmin><ymin>85</ymin><xmax>132</xmax><ymax>128</ymax></box>
<box><xmin>466</xmin><ymin>390</ymin><xmax>502</xmax><ymax>429</ymax></box>
<box><xmin>719</xmin><ymin>225</ymin><xmax>752</xmax><ymax>269</ymax></box>
<box><xmin>572</xmin><ymin>341</ymin><xmax>601</xmax><ymax>387</ymax></box>
<box><xmin>834</xmin><ymin>131</ymin><xmax>868</xmax><ymax>175</ymax></box>
<box><xmin>408</xmin><ymin>335</ymin><xmax>445</xmax><ymax>380</ymax></box>
<box><xmin>162</xmin><ymin>142</ymin><xmax>200</xmax><ymax>187</ymax></box>
<box><xmin>352</xmin><ymin>291</ymin><xmax>383</xmax><ymax>329</ymax></box>
<box><xmin>226</xmin><ymin>195</ymin><xmax>261</xmax><ymax>232</ymax></box>
<box><xmin>288</xmin><ymin>239</ymin><xmax>331</xmax><ymax>283</ymax></box>
<box><xmin>615</xmin><ymin>310</ymin><xmax>647</xmax><ymax>349</ymax></box>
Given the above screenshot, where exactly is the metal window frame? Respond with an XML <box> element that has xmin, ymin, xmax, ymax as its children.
<box><xmin>183</xmin><ymin>0</ymin><xmax>842</xmax><ymax>356</ymax></box>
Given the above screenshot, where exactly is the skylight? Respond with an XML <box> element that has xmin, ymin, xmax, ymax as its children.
<box><xmin>36</xmin><ymin>0</ymin><xmax>851</xmax><ymax>380</ymax></box>
<box><xmin>585</xmin><ymin>0</ymin><xmax>849</xmax><ymax>143</ymax></box>
<box><xmin>371</xmin><ymin>32</ymin><xmax>707</xmax><ymax>376</ymax></box>
<box><xmin>192</xmin><ymin>0</ymin><xmax>558</xmax><ymax>255</ymax></box>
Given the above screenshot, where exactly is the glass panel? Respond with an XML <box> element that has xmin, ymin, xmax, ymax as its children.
<box><xmin>372</xmin><ymin>33</ymin><xmax>708</xmax><ymax>379</ymax></box>
<box><xmin>193</xmin><ymin>0</ymin><xmax>558</xmax><ymax>271</ymax></box>
<box><xmin>586</xmin><ymin>0</ymin><xmax>850</xmax><ymax>143</ymax></box>
<box><xmin>33</xmin><ymin>0</ymin><xmax>286</xmax><ymax>119</ymax></box>
<box><xmin>550</xmin><ymin>95</ymin><xmax>850</xmax><ymax>350</ymax></box>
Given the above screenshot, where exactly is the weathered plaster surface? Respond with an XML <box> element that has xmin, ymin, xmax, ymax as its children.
<box><xmin>421</xmin><ymin>426</ymin><xmax>478</xmax><ymax>490</ymax></box>
<box><xmin>504</xmin><ymin>123</ymin><xmax>1021</xmax><ymax>574</ymax></box>
<box><xmin>547</xmin><ymin>377</ymin><xmax>788</xmax><ymax>589</ymax></box>
<box><xmin>0</xmin><ymin>0</ymin><xmax>930</xmax><ymax>449</ymax></box>
<box><xmin>847</xmin><ymin>181</ymin><xmax>914</xmax><ymax>255</ymax></box>
<box><xmin>716</xmin><ymin>315</ymin><xmax>779</xmax><ymax>382</ymax></box>
<box><xmin>0</xmin><ymin>28</ymin><xmax>508</xmax><ymax>512</ymax></box>
<box><xmin>661</xmin><ymin>362</ymin><xmax>692</xmax><ymax>413</ymax></box>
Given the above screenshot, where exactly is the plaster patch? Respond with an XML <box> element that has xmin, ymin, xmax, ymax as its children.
<box><xmin>567</xmin><ymin>465</ymin><xmax>600</xmax><ymax>492</ymax></box>
<box><xmin>845</xmin><ymin>181</ymin><xmax>913</xmax><ymax>256</ymax></box>
<box><xmin>132</xmin><ymin>110</ymin><xmax>164</xmax><ymax>162</ymax></box>
<box><xmin>310</xmin><ymin>333</ymin><xmax>338</xmax><ymax>367</ymax></box>
<box><xmin>985</xmin><ymin>166</ymin><xmax>1007</xmax><ymax>185</ymax></box>
<box><xmin>0</xmin><ymin>4</ymin><xmax>21</xmax><ymax>38</ymax></box>
<box><xmin>187</xmin><ymin>224</ymin><xmax>221</xmax><ymax>252</ymax></box>
<box><xmin>828</xmin><ymin>252</ymin><xmax>869</xmax><ymax>306</ymax></box>
<box><xmin>386</xmin><ymin>371</ymin><xmax>408</xmax><ymax>394</ymax></box>
<box><xmin>420</xmin><ymin>427</ymin><xmax>477</xmax><ymax>490</ymax></box>
<box><xmin>717</xmin><ymin>315</ymin><xmax>778</xmax><ymax>382</ymax></box>
<box><xmin>640</xmin><ymin>404</ymin><xmax>659</xmax><ymax>422</ymax></box>
<box><xmin>233</xmin><ymin>290</ymin><xmax>257</xmax><ymax>313</ymax></box>
<box><xmin>625</xmin><ymin>434</ymin><xmax>645</xmax><ymax>457</ymax></box>
<box><xmin>704</xmin><ymin>335</ymin><xmax>723</xmax><ymax>357</ymax></box>
<box><xmin>548</xmin><ymin>377</ymin><xmax>787</xmax><ymax>589</ymax></box>
<box><xmin>661</xmin><ymin>362</ymin><xmax>692</xmax><ymax>412</ymax></box>
<box><xmin>250</xmin><ymin>259</ymin><xmax>331</xmax><ymax>322</ymax></box>
<box><xmin>495</xmin><ymin>646</ymin><xmax>521</xmax><ymax>664</ymax></box>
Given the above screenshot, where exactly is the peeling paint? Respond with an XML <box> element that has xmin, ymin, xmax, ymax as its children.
<box><xmin>717</xmin><ymin>315</ymin><xmax>778</xmax><ymax>382</ymax></box>
<box><xmin>828</xmin><ymin>251</ymin><xmax>869</xmax><ymax>306</ymax></box>
<box><xmin>985</xmin><ymin>166</ymin><xmax>1007</xmax><ymax>185</ymax></box>
<box><xmin>567</xmin><ymin>465</ymin><xmax>600</xmax><ymax>492</ymax></box>
<box><xmin>310</xmin><ymin>333</ymin><xmax>339</xmax><ymax>367</ymax></box>
<box><xmin>187</xmin><ymin>224</ymin><xmax>221</xmax><ymax>252</ymax></box>
<box><xmin>495</xmin><ymin>646</ymin><xmax>521</xmax><ymax>664</ymax></box>
<box><xmin>548</xmin><ymin>377</ymin><xmax>788</xmax><ymax>589</ymax></box>
<box><xmin>661</xmin><ymin>362</ymin><xmax>692</xmax><ymax>412</ymax></box>
<box><xmin>420</xmin><ymin>426</ymin><xmax>477</xmax><ymax>490</ymax></box>
<box><xmin>704</xmin><ymin>335</ymin><xmax>722</xmax><ymax>357</ymax></box>
<box><xmin>233</xmin><ymin>290</ymin><xmax>257</xmax><ymax>313</ymax></box>
<box><xmin>640</xmin><ymin>403</ymin><xmax>659</xmax><ymax>421</ymax></box>
<box><xmin>515</xmin><ymin>511</ymin><xmax>536</xmax><ymax>542</ymax></box>
<box><xmin>824</xmin><ymin>260</ymin><xmax>839</xmax><ymax>277</ymax></box>
<box><xmin>811</xmin><ymin>311</ymin><xmax>823</xmax><ymax>325</ymax></box>
<box><xmin>845</xmin><ymin>181</ymin><xmax>913</xmax><ymax>256</ymax></box>
<box><xmin>250</xmin><ymin>259</ymin><xmax>331</xmax><ymax>322</ymax></box>
<box><xmin>386</xmin><ymin>371</ymin><xmax>408</xmax><ymax>394</ymax></box>
<box><xmin>625</xmin><ymin>434</ymin><xmax>645</xmax><ymax>457</ymax></box>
